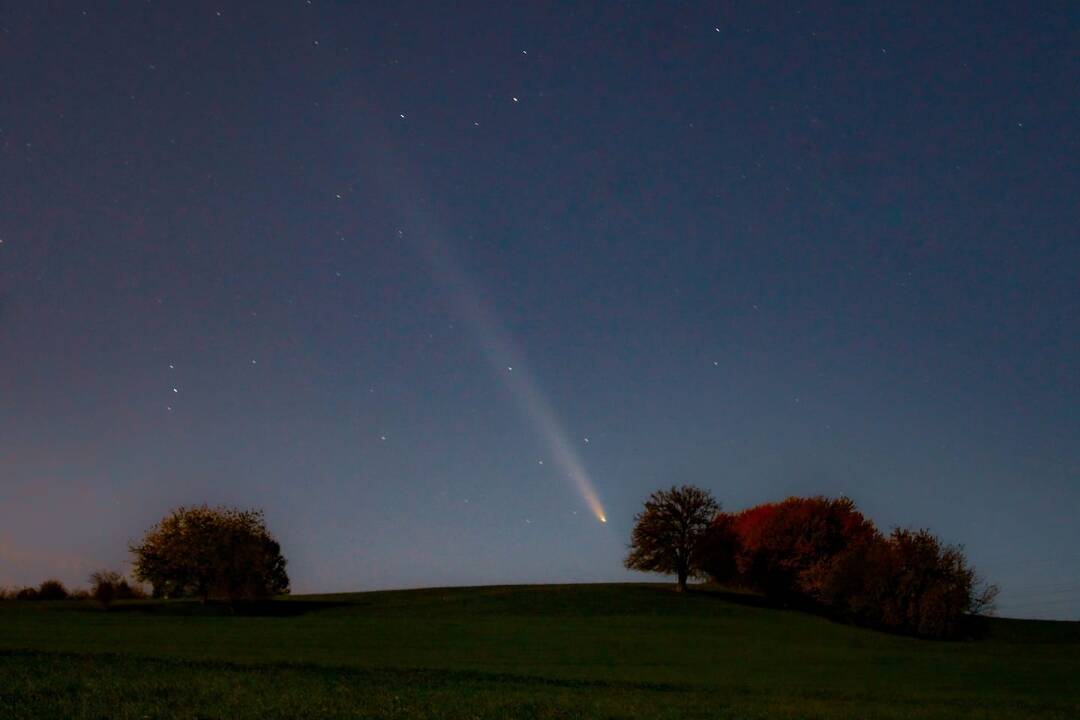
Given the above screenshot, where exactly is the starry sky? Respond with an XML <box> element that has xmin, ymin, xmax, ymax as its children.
<box><xmin>1</xmin><ymin>2</ymin><xmax>1078</xmax><ymax>619</ymax></box>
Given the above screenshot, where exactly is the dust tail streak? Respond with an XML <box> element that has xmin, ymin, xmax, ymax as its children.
<box><xmin>353</xmin><ymin>127</ymin><xmax>607</xmax><ymax>523</ymax></box>
<box><xmin>401</xmin><ymin>223</ymin><xmax>607</xmax><ymax>524</ymax></box>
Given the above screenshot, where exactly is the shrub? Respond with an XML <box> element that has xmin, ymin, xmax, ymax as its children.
<box><xmin>14</xmin><ymin>587</ymin><xmax>39</xmax><ymax>601</ymax></box>
<box><xmin>116</xmin><ymin>579</ymin><xmax>147</xmax><ymax>600</ymax></box>
<box><xmin>89</xmin><ymin>570</ymin><xmax>122</xmax><ymax>607</ymax></box>
<box><xmin>36</xmin><ymin>579</ymin><xmax>69</xmax><ymax>601</ymax></box>
<box><xmin>89</xmin><ymin>570</ymin><xmax>147</xmax><ymax>607</ymax></box>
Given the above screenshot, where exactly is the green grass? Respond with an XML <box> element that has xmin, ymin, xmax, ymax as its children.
<box><xmin>1</xmin><ymin>583</ymin><xmax>1077</xmax><ymax>718</ymax></box>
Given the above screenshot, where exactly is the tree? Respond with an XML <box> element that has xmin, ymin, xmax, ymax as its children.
<box><xmin>625</xmin><ymin>485</ymin><xmax>720</xmax><ymax>592</ymax></box>
<box><xmin>697</xmin><ymin>494</ymin><xmax>999</xmax><ymax>639</ymax></box>
<box><xmin>129</xmin><ymin>505</ymin><xmax>290</xmax><ymax>603</ymax></box>
<box><xmin>840</xmin><ymin>528</ymin><xmax>999</xmax><ymax>639</ymax></box>
<box><xmin>698</xmin><ymin>512</ymin><xmax>739</xmax><ymax>584</ymax></box>
<box><xmin>37</xmin><ymin>579</ymin><xmax>69</xmax><ymax>601</ymax></box>
<box><xmin>728</xmin><ymin>496</ymin><xmax>879</xmax><ymax>602</ymax></box>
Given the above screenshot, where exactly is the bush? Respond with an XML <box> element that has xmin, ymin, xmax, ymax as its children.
<box><xmin>14</xmin><ymin>587</ymin><xmax>39</xmax><ymax>601</ymax></box>
<box><xmin>117</xmin><ymin>579</ymin><xmax>147</xmax><ymax>600</ymax></box>
<box><xmin>36</xmin><ymin>579</ymin><xmax>69</xmax><ymax>601</ymax></box>
<box><xmin>89</xmin><ymin>570</ymin><xmax>122</xmax><ymax>607</ymax></box>
<box><xmin>89</xmin><ymin>570</ymin><xmax>146</xmax><ymax>607</ymax></box>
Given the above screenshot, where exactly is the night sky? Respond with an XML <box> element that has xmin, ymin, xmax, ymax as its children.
<box><xmin>2</xmin><ymin>2</ymin><xmax>1078</xmax><ymax>619</ymax></box>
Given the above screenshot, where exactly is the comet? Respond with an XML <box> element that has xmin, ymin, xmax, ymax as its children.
<box><xmin>361</xmin><ymin>134</ymin><xmax>608</xmax><ymax>524</ymax></box>
<box><xmin>411</xmin><ymin>228</ymin><xmax>608</xmax><ymax>524</ymax></box>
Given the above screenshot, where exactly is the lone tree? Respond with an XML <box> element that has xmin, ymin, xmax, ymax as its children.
<box><xmin>625</xmin><ymin>485</ymin><xmax>720</xmax><ymax>592</ymax></box>
<box><xmin>130</xmin><ymin>505</ymin><xmax>289</xmax><ymax>603</ymax></box>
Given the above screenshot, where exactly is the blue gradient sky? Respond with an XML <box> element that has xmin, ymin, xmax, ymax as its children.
<box><xmin>1</xmin><ymin>2</ymin><xmax>1077</xmax><ymax>619</ymax></box>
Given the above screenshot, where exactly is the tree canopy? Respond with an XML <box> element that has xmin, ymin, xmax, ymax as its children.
<box><xmin>129</xmin><ymin>505</ymin><xmax>289</xmax><ymax>602</ymax></box>
<box><xmin>698</xmin><ymin>495</ymin><xmax>998</xmax><ymax>638</ymax></box>
<box><xmin>624</xmin><ymin>485</ymin><xmax>720</xmax><ymax>591</ymax></box>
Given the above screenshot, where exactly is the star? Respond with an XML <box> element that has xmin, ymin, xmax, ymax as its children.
<box><xmin>512</xmin><ymin>96</ymin><xmax>519</xmax><ymax>103</ymax></box>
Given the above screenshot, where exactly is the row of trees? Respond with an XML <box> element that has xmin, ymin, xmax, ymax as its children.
<box><xmin>626</xmin><ymin>486</ymin><xmax>998</xmax><ymax>639</ymax></box>
<box><xmin>8</xmin><ymin>490</ymin><xmax>993</xmax><ymax>638</ymax></box>
<box><xmin>0</xmin><ymin>573</ymin><xmax>146</xmax><ymax>605</ymax></box>
<box><xmin>2</xmin><ymin>505</ymin><xmax>290</xmax><ymax>607</ymax></box>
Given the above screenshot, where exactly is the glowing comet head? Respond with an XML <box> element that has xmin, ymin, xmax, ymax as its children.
<box><xmin>390</xmin><ymin>192</ymin><xmax>607</xmax><ymax>533</ymax></box>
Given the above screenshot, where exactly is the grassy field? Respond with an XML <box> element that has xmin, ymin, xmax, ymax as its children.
<box><xmin>1</xmin><ymin>583</ymin><xmax>1077</xmax><ymax>719</ymax></box>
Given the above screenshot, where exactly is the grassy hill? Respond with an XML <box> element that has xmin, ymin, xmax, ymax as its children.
<box><xmin>1</xmin><ymin>583</ymin><xmax>1077</xmax><ymax>719</ymax></box>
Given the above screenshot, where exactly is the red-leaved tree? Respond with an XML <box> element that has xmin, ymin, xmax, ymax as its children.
<box><xmin>700</xmin><ymin>496</ymin><xmax>996</xmax><ymax>639</ymax></box>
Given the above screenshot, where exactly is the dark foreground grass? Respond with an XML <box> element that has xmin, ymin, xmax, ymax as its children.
<box><xmin>1</xmin><ymin>584</ymin><xmax>1077</xmax><ymax>719</ymax></box>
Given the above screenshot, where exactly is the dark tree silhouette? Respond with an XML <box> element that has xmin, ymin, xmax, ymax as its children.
<box><xmin>36</xmin><ymin>579</ymin><xmax>69</xmax><ymax>601</ymax></box>
<box><xmin>89</xmin><ymin>570</ymin><xmax>143</xmax><ymax>607</ymax></box>
<box><xmin>130</xmin><ymin>505</ymin><xmax>290</xmax><ymax>603</ymax></box>
<box><xmin>625</xmin><ymin>485</ymin><xmax>720</xmax><ymax>592</ymax></box>
<box><xmin>89</xmin><ymin>570</ymin><xmax>122</xmax><ymax>607</ymax></box>
<box><xmin>14</xmin><ymin>587</ymin><xmax>38</xmax><ymax>601</ymax></box>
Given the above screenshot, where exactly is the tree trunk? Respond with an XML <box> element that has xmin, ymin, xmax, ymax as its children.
<box><xmin>676</xmin><ymin>567</ymin><xmax>688</xmax><ymax>592</ymax></box>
